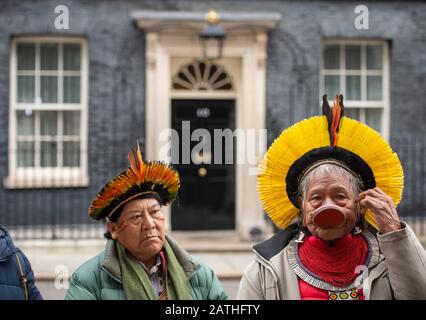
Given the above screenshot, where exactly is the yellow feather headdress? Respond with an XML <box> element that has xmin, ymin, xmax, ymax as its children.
<box><xmin>88</xmin><ymin>143</ymin><xmax>180</xmax><ymax>220</ymax></box>
<box><xmin>258</xmin><ymin>95</ymin><xmax>404</xmax><ymax>230</ymax></box>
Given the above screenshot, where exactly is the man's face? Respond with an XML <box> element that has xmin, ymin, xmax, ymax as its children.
<box><xmin>107</xmin><ymin>198</ymin><xmax>165</xmax><ymax>267</ymax></box>
<box><xmin>300</xmin><ymin>173</ymin><xmax>359</xmax><ymax>241</ymax></box>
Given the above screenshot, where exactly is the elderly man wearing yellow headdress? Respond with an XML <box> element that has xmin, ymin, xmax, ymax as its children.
<box><xmin>237</xmin><ymin>95</ymin><xmax>426</xmax><ymax>300</ymax></box>
<box><xmin>66</xmin><ymin>144</ymin><xmax>228</xmax><ymax>300</ymax></box>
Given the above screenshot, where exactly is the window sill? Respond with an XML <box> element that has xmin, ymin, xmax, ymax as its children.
<box><xmin>4</xmin><ymin>174</ymin><xmax>90</xmax><ymax>189</ymax></box>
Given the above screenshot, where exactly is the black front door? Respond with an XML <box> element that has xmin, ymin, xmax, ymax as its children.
<box><xmin>171</xmin><ymin>99</ymin><xmax>235</xmax><ymax>230</ymax></box>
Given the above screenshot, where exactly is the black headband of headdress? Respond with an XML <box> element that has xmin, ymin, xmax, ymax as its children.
<box><xmin>285</xmin><ymin>94</ymin><xmax>376</xmax><ymax>208</ymax></box>
<box><xmin>286</xmin><ymin>146</ymin><xmax>376</xmax><ymax>208</ymax></box>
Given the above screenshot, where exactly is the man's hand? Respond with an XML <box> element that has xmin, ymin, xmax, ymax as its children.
<box><xmin>358</xmin><ymin>187</ymin><xmax>401</xmax><ymax>234</ymax></box>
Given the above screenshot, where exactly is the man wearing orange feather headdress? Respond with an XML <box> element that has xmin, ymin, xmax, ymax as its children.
<box><xmin>66</xmin><ymin>143</ymin><xmax>228</xmax><ymax>300</ymax></box>
<box><xmin>237</xmin><ymin>95</ymin><xmax>426</xmax><ymax>300</ymax></box>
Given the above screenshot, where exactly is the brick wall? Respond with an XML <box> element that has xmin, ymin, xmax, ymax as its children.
<box><xmin>0</xmin><ymin>0</ymin><xmax>425</xmax><ymax>233</ymax></box>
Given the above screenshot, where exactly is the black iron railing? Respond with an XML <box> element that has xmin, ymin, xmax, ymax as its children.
<box><xmin>1</xmin><ymin>136</ymin><xmax>425</xmax><ymax>240</ymax></box>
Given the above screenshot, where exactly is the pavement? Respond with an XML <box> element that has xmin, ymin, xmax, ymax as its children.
<box><xmin>36</xmin><ymin>278</ymin><xmax>241</xmax><ymax>300</ymax></box>
<box><xmin>14</xmin><ymin>227</ymin><xmax>426</xmax><ymax>300</ymax></box>
<box><xmin>15</xmin><ymin>227</ymin><xmax>426</xmax><ymax>280</ymax></box>
<box><xmin>15</xmin><ymin>230</ymin><xmax>257</xmax><ymax>300</ymax></box>
<box><xmin>15</xmin><ymin>230</ymin><xmax>259</xmax><ymax>281</ymax></box>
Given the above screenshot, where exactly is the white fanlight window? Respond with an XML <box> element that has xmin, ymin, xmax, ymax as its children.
<box><xmin>5</xmin><ymin>37</ymin><xmax>89</xmax><ymax>188</ymax></box>
<box><xmin>321</xmin><ymin>40</ymin><xmax>389</xmax><ymax>139</ymax></box>
<box><xmin>172</xmin><ymin>60</ymin><xmax>233</xmax><ymax>91</ymax></box>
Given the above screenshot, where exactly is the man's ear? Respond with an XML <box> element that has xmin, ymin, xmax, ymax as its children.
<box><xmin>297</xmin><ymin>196</ymin><xmax>302</xmax><ymax>209</ymax></box>
<box><xmin>358</xmin><ymin>198</ymin><xmax>366</xmax><ymax>215</ymax></box>
<box><xmin>107</xmin><ymin>220</ymin><xmax>119</xmax><ymax>240</ymax></box>
<box><xmin>357</xmin><ymin>200</ymin><xmax>366</xmax><ymax>221</ymax></box>
<box><xmin>297</xmin><ymin>197</ymin><xmax>307</xmax><ymax>227</ymax></box>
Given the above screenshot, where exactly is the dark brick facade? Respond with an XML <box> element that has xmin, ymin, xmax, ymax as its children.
<box><xmin>0</xmin><ymin>1</ymin><xmax>425</xmax><ymax>234</ymax></box>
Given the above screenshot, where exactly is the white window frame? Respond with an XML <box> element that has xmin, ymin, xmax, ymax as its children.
<box><xmin>320</xmin><ymin>39</ymin><xmax>390</xmax><ymax>140</ymax></box>
<box><xmin>5</xmin><ymin>37</ymin><xmax>89</xmax><ymax>188</ymax></box>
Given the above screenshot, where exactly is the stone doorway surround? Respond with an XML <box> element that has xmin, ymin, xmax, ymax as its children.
<box><xmin>132</xmin><ymin>11</ymin><xmax>281</xmax><ymax>241</ymax></box>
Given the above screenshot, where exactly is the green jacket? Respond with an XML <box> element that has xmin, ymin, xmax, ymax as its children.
<box><xmin>65</xmin><ymin>235</ymin><xmax>228</xmax><ymax>300</ymax></box>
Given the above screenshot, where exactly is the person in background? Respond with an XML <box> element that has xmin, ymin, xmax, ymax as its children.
<box><xmin>66</xmin><ymin>143</ymin><xmax>228</xmax><ymax>300</ymax></box>
<box><xmin>0</xmin><ymin>224</ymin><xmax>42</xmax><ymax>300</ymax></box>
<box><xmin>238</xmin><ymin>95</ymin><xmax>426</xmax><ymax>300</ymax></box>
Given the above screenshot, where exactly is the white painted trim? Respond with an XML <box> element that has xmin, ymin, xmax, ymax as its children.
<box><xmin>142</xmin><ymin>27</ymin><xmax>272</xmax><ymax>240</ymax></box>
<box><xmin>14</xmin><ymin>103</ymin><xmax>83</xmax><ymax>110</ymax></box>
<box><xmin>321</xmin><ymin>70</ymin><xmax>382</xmax><ymax>76</ymax></box>
<box><xmin>132</xmin><ymin>10</ymin><xmax>281</xmax><ymax>31</ymax></box>
<box><xmin>320</xmin><ymin>39</ymin><xmax>389</xmax><ymax>140</ymax></box>
<box><xmin>4</xmin><ymin>168</ymin><xmax>90</xmax><ymax>189</ymax></box>
<box><xmin>323</xmin><ymin>39</ymin><xmax>388</xmax><ymax>46</ymax></box>
<box><xmin>5</xmin><ymin>37</ymin><xmax>89</xmax><ymax>189</ymax></box>
<box><xmin>170</xmin><ymin>91</ymin><xmax>237</xmax><ymax>99</ymax></box>
<box><xmin>382</xmin><ymin>42</ymin><xmax>390</xmax><ymax>141</ymax></box>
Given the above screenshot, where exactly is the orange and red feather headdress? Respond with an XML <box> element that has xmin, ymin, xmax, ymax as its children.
<box><xmin>88</xmin><ymin>143</ymin><xmax>180</xmax><ymax>220</ymax></box>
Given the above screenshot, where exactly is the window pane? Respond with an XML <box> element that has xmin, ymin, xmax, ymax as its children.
<box><xmin>64</xmin><ymin>44</ymin><xmax>81</xmax><ymax>71</ymax></box>
<box><xmin>17</xmin><ymin>110</ymin><xmax>35</xmax><ymax>136</ymax></box>
<box><xmin>40</xmin><ymin>76</ymin><xmax>58</xmax><ymax>103</ymax></box>
<box><xmin>367</xmin><ymin>45</ymin><xmax>383</xmax><ymax>70</ymax></box>
<box><xmin>367</xmin><ymin>76</ymin><xmax>382</xmax><ymax>100</ymax></box>
<box><xmin>323</xmin><ymin>45</ymin><xmax>340</xmax><ymax>69</ymax></box>
<box><xmin>40</xmin><ymin>43</ymin><xmax>58</xmax><ymax>70</ymax></box>
<box><xmin>344</xmin><ymin>108</ymin><xmax>360</xmax><ymax>121</ymax></box>
<box><xmin>345</xmin><ymin>45</ymin><xmax>361</xmax><ymax>70</ymax></box>
<box><xmin>17</xmin><ymin>76</ymin><xmax>35</xmax><ymax>102</ymax></box>
<box><xmin>17</xmin><ymin>141</ymin><xmax>35</xmax><ymax>167</ymax></box>
<box><xmin>324</xmin><ymin>75</ymin><xmax>340</xmax><ymax>99</ymax></box>
<box><xmin>63</xmin><ymin>111</ymin><xmax>80</xmax><ymax>135</ymax></box>
<box><xmin>365</xmin><ymin>108</ymin><xmax>382</xmax><ymax>132</ymax></box>
<box><xmin>40</xmin><ymin>111</ymin><xmax>58</xmax><ymax>136</ymax></box>
<box><xmin>63</xmin><ymin>142</ymin><xmax>80</xmax><ymax>167</ymax></box>
<box><xmin>63</xmin><ymin>76</ymin><xmax>80</xmax><ymax>103</ymax></box>
<box><xmin>17</xmin><ymin>43</ymin><xmax>35</xmax><ymax>70</ymax></box>
<box><xmin>346</xmin><ymin>76</ymin><xmax>361</xmax><ymax>100</ymax></box>
<box><xmin>41</xmin><ymin>142</ymin><xmax>57</xmax><ymax>167</ymax></box>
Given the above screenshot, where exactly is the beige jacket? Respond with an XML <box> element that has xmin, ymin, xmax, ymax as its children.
<box><xmin>237</xmin><ymin>222</ymin><xmax>426</xmax><ymax>300</ymax></box>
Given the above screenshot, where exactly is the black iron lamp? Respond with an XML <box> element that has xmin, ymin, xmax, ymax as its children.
<box><xmin>199</xmin><ymin>10</ymin><xmax>226</xmax><ymax>60</ymax></box>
